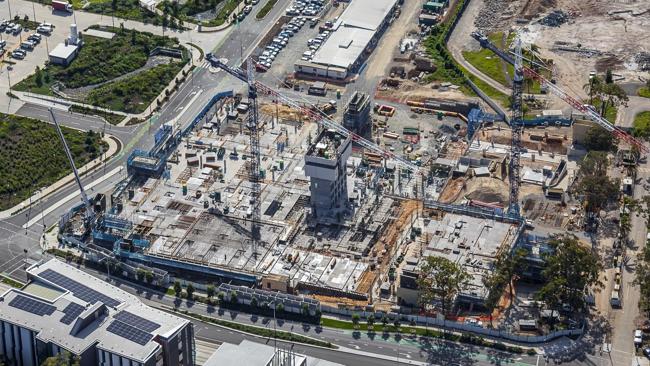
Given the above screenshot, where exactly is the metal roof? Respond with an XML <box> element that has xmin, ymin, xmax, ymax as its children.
<box><xmin>0</xmin><ymin>259</ymin><xmax>189</xmax><ymax>362</ymax></box>
<box><xmin>49</xmin><ymin>43</ymin><xmax>78</xmax><ymax>60</ymax></box>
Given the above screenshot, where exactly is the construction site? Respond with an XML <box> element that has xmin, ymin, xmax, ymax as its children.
<box><xmin>47</xmin><ymin>0</ymin><xmax>649</xmax><ymax>340</ymax></box>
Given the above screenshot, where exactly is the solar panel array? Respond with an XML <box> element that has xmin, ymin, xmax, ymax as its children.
<box><xmin>106</xmin><ymin>320</ymin><xmax>152</xmax><ymax>346</ymax></box>
<box><xmin>59</xmin><ymin>302</ymin><xmax>86</xmax><ymax>325</ymax></box>
<box><xmin>39</xmin><ymin>269</ymin><xmax>121</xmax><ymax>307</ymax></box>
<box><xmin>9</xmin><ymin>295</ymin><xmax>56</xmax><ymax>316</ymax></box>
<box><xmin>114</xmin><ymin>311</ymin><xmax>161</xmax><ymax>333</ymax></box>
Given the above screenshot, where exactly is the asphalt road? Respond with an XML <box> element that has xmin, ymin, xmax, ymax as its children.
<box><xmin>72</xmin><ymin>262</ymin><xmax>539</xmax><ymax>366</ymax></box>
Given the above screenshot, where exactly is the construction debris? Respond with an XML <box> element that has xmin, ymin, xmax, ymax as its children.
<box><xmin>540</xmin><ymin>10</ymin><xmax>570</xmax><ymax>27</ymax></box>
<box><xmin>635</xmin><ymin>52</ymin><xmax>650</xmax><ymax>71</ymax></box>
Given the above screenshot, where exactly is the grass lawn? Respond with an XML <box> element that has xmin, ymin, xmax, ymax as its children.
<box><xmin>25</xmin><ymin>0</ymin><xmax>172</xmax><ymax>25</ymax></box>
<box><xmin>159</xmin><ymin>0</ymin><xmax>241</xmax><ymax>27</ymax></box>
<box><xmin>69</xmin><ymin>105</ymin><xmax>125</xmax><ymax>125</ymax></box>
<box><xmin>15</xmin><ymin>28</ymin><xmax>181</xmax><ymax>90</ymax></box>
<box><xmin>639</xmin><ymin>87</ymin><xmax>650</xmax><ymax>99</ymax></box>
<box><xmin>592</xmin><ymin>98</ymin><xmax>618</xmax><ymax>124</ymax></box>
<box><xmin>0</xmin><ymin>113</ymin><xmax>107</xmax><ymax>211</ymax></box>
<box><xmin>462</xmin><ymin>31</ymin><xmax>547</xmax><ymax>94</ymax></box>
<box><xmin>87</xmin><ymin>62</ymin><xmax>185</xmax><ymax>113</ymax></box>
<box><xmin>14</xmin><ymin>27</ymin><xmax>187</xmax><ymax>112</ymax></box>
<box><xmin>256</xmin><ymin>0</ymin><xmax>278</xmax><ymax>19</ymax></box>
<box><xmin>633</xmin><ymin>111</ymin><xmax>650</xmax><ymax>140</ymax></box>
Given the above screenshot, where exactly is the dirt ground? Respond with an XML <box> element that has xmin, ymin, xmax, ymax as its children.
<box><xmin>375</xmin><ymin>79</ymin><xmax>471</xmax><ymax>104</ymax></box>
<box><xmin>529</xmin><ymin>0</ymin><xmax>649</xmax><ymax>88</ymax></box>
<box><xmin>462</xmin><ymin>176</ymin><xmax>510</xmax><ymax>206</ymax></box>
<box><xmin>477</xmin><ymin>125</ymin><xmax>571</xmax><ymax>154</ymax></box>
<box><xmin>474</xmin><ymin>0</ymin><xmax>650</xmax><ymax>107</ymax></box>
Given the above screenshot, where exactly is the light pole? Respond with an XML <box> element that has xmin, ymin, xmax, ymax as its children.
<box><xmin>32</xmin><ymin>1</ymin><xmax>37</xmax><ymax>22</ymax></box>
<box><xmin>7</xmin><ymin>0</ymin><xmax>13</xmax><ymax>20</ymax></box>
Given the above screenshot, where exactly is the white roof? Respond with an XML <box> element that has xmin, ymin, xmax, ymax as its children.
<box><xmin>309</xmin><ymin>0</ymin><xmax>397</xmax><ymax>70</ymax></box>
<box><xmin>338</xmin><ymin>0</ymin><xmax>397</xmax><ymax>31</ymax></box>
<box><xmin>0</xmin><ymin>259</ymin><xmax>189</xmax><ymax>362</ymax></box>
<box><xmin>49</xmin><ymin>43</ymin><xmax>78</xmax><ymax>60</ymax></box>
<box><xmin>311</xmin><ymin>27</ymin><xmax>374</xmax><ymax>69</ymax></box>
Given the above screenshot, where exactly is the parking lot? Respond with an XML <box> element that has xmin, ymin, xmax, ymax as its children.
<box><xmin>0</xmin><ymin>1</ymin><xmax>82</xmax><ymax>96</ymax></box>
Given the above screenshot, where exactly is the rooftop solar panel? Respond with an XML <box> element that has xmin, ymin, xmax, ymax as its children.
<box><xmin>106</xmin><ymin>320</ymin><xmax>152</xmax><ymax>346</ymax></box>
<box><xmin>39</xmin><ymin>269</ymin><xmax>121</xmax><ymax>308</ymax></box>
<box><xmin>114</xmin><ymin>311</ymin><xmax>161</xmax><ymax>333</ymax></box>
<box><xmin>59</xmin><ymin>302</ymin><xmax>86</xmax><ymax>325</ymax></box>
<box><xmin>9</xmin><ymin>295</ymin><xmax>56</xmax><ymax>316</ymax></box>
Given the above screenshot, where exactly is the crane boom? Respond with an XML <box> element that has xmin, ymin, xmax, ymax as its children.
<box><xmin>206</xmin><ymin>54</ymin><xmax>421</xmax><ymax>173</ymax></box>
<box><xmin>470</xmin><ymin>32</ymin><xmax>648</xmax><ymax>153</ymax></box>
<box><xmin>49</xmin><ymin>108</ymin><xmax>95</xmax><ymax>221</ymax></box>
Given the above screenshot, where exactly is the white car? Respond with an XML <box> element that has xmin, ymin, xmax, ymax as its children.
<box><xmin>635</xmin><ymin>329</ymin><xmax>643</xmax><ymax>345</ymax></box>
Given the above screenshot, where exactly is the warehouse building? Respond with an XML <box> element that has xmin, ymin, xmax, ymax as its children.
<box><xmin>0</xmin><ymin>259</ymin><xmax>194</xmax><ymax>366</ymax></box>
<box><xmin>294</xmin><ymin>0</ymin><xmax>399</xmax><ymax>80</ymax></box>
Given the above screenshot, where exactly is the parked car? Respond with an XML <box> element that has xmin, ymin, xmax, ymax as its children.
<box><xmin>0</xmin><ymin>40</ymin><xmax>6</xmax><ymax>48</ymax></box>
<box><xmin>635</xmin><ymin>329</ymin><xmax>643</xmax><ymax>345</ymax></box>
<box><xmin>244</xmin><ymin>5</ymin><xmax>253</xmax><ymax>14</ymax></box>
<box><xmin>12</xmin><ymin>24</ymin><xmax>22</xmax><ymax>35</ymax></box>
<box><xmin>11</xmin><ymin>50</ymin><xmax>26</xmax><ymax>59</ymax></box>
<box><xmin>20</xmin><ymin>40</ymin><xmax>36</xmax><ymax>50</ymax></box>
<box><xmin>28</xmin><ymin>34</ymin><xmax>42</xmax><ymax>43</ymax></box>
<box><xmin>37</xmin><ymin>25</ymin><xmax>52</xmax><ymax>34</ymax></box>
<box><xmin>643</xmin><ymin>347</ymin><xmax>650</xmax><ymax>358</ymax></box>
<box><xmin>5</xmin><ymin>23</ymin><xmax>15</xmax><ymax>33</ymax></box>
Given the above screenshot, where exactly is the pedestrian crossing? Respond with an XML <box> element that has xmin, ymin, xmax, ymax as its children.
<box><xmin>194</xmin><ymin>338</ymin><xmax>222</xmax><ymax>365</ymax></box>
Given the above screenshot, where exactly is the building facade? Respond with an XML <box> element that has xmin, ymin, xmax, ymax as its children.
<box><xmin>304</xmin><ymin>129</ymin><xmax>352</xmax><ymax>223</ymax></box>
<box><xmin>0</xmin><ymin>259</ymin><xmax>194</xmax><ymax>366</ymax></box>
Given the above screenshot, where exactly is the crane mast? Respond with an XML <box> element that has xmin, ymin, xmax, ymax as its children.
<box><xmin>470</xmin><ymin>31</ymin><xmax>648</xmax><ymax>154</ymax></box>
<box><xmin>246</xmin><ymin>58</ymin><xmax>261</xmax><ymax>259</ymax></box>
<box><xmin>509</xmin><ymin>38</ymin><xmax>524</xmax><ymax>217</ymax></box>
<box><xmin>49</xmin><ymin>108</ymin><xmax>95</xmax><ymax>223</ymax></box>
<box><xmin>206</xmin><ymin>54</ymin><xmax>421</xmax><ymax>174</ymax></box>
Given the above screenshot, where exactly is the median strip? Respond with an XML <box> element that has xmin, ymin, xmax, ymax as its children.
<box><xmin>169</xmin><ymin>307</ymin><xmax>336</xmax><ymax>349</ymax></box>
<box><xmin>256</xmin><ymin>0</ymin><xmax>278</xmax><ymax>19</ymax></box>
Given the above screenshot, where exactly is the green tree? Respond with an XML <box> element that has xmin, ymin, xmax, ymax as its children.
<box><xmin>416</xmin><ymin>256</ymin><xmax>470</xmax><ymax>316</ymax></box>
<box><xmin>381</xmin><ymin>315</ymin><xmax>389</xmax><ymax>330</ymax></box>
<box><xmin>145</xmin><ymin>270</ymin><xmax>154</xmax><ymax>283</ymax></box>
<box><xmin>41</xmin><ymin>351</ymin><xmax>78</xmax><ymax>366</ymax></box>
<box><xmin>186</xmin><ymin>283</ymin><xmax>195</xmax><ymax>299</ymax></box>
<box><xmin>366</xmin><ymin>314</ymin><xmax>375</xmax><ymax>329</ymax></box>
<box><xmin>482</xmin><ymin>248</ymin><xmax>528</xmax><ymax>325</ymax></box>
<box><xmin>276</xmin><ymin>303</ymin><xmax>284</xmax><ymax>313</ymax></box>
<box><xmin>35</xmin><ymin>67</ymin><xmax>43</xmax><ymax>88</ymax></box>
<box><xmin>131</xmin><ymin>29</ymin><xmax>137</xmax><ymax>45</ymax></box>
<box><xmin>137</xmin><ymin>268</ymin><xmax>146</xmax><ymax>281</ymax></box>
<box><xmin>583</xmin><ymin>126</ymin><xmax>616</xmax><ymax>152</ymax></box>
<box><xmin>351</xmin><ymin>313</ymin><xmax>360</xmax><ymax>329</ymax></box>
<box><xmin>173</xmin><ymin>280</ymin><xmax>182</xmax><ymax>297</ymax></box>
<box><xmin>536</xmin><ymin>235</ymin><xmax>603</xmax><ymax>314</ymax></box>
<box><xmin>206</xmin><ymin>284</ymin><xmax>215</xmax><ymax>298</ymax></box>
<box><xmin>575</xmin><ymin>151</ymin><xmax>619</xmax><ymax>213</ymax></box>
<box><xmin>250</xmin><ymin>296</ymin><xmax>258</xmax><ymax>308</ymax></box>
<box><xmin>301</xmin><ymin>303</ymin><xmax>310</xmax><ymax>317</ymax></box>
<box><xmin>230</xmin><ymin>290</ymin><xmax>238</xmax><ymax>304</ymax></box>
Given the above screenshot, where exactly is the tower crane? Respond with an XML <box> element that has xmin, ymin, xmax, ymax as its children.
<box><xmin>508</xmin><ymin>37</ymin><xmax>524</xmax><ymax>217</ymax></box>
<box><xmin>470</xmin><ymin>31</ymin><xmax>648</xmax><ymax>154</ymax></box>
<box><xmin>205</xmin><ymin>57</ymin><xmax>262</xmax><ymax>259</ymax></box>
<box><xmin>206</xmin><ymin>54</ymin><xmax>421</xmax><ymax>174</ymax></box>
<box><xmin>49</xmin><ymin>108</ymin><xmax>96</xmax><ymax>226</ymax></box>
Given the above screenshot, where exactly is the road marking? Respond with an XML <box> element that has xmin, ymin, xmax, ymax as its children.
<box><xmin>22</xmin><ymin>166</ymin><xmax>122</xmax><ymax>228</ymax></box>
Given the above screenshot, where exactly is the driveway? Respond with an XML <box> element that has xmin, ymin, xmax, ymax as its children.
<box><xmin>617</xmin><ymin>96</ymin><xmax>650</xmax><ymax>129</ymax></box>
